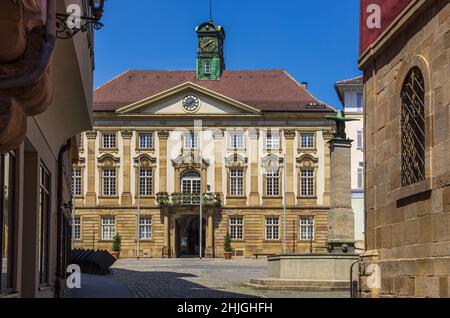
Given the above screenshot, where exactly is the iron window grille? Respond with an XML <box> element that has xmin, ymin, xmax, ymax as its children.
<box><xmin>401</xmin><ymin>67</ymin><xmax>425</xmax><ymax>187</ymax></box>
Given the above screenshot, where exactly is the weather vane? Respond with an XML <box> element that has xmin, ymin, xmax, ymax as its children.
<box><xmin>209</xmin><ymin>0</ymin><xmax>213</xmax><ymax>22</ymax></box>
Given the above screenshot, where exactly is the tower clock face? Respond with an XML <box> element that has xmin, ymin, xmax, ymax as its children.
<box><xmin>182</xmin><ymin>94</ymin><xmax>200</xmax><ymax>112</ymax></box>
<box><xmin>200</xmin><ymin>37</ymin><xmax>217</xmax><ymax>52</ymax></box>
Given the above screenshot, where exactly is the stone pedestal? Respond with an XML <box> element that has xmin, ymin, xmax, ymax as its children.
<box><xmin>327</xmin><ymin>138</ymin><xmax>355</xmax><ymax>254</ymax></box>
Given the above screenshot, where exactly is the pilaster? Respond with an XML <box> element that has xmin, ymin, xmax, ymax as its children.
<box><xmin>213</xmin><ymin>130</ymin><xmax>223</xmax><ymax>199</ymax></box>
<box><xmin>121</xmin><ymin>130</ymin><xmax>133</xmax><ymax>205</ymax></box>
<box><xmin>284</xmin><ymin>130</ymin><xmax>296</xmax><ymax>205</ymax></box>
<box><xmin>85</xmin><ymin>130</ymin><xmax>97</xmax><ymax>206</ymax></box>
<box><xmin>249</xmin><ymin>129</ymin><xmax>260</xmax><ymax>205</ymax></box>
<box><xmin>158</xmin><ymin>131</ymin><xmax>169</xmax><ymax>193</ymax></box>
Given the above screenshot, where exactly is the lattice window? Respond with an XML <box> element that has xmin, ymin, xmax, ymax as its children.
<box><xmin>300</xmin><ymin>169</ymin><xmax>315</xmax><ymax>197</ymax></box>
<box><xmin>139</xmin><ymin>132</ymin><xmax>153</xmax><ymax>149</ymax></box>
<box><xmin>401</xmin><ymin>67</ymin><xmax>425</xmax><ymax>187</ymax></box>
<box><xmin>101</xmin><ymin>216</ymin><xmax>115</xmax><ymax>240</ymax></box>
<box><xmin>300</xmin><ymin>217</ymin><xmax>314</xmax><ymax>241</ymax></box>
<box><xmin>139</xmin><ymin>217</ymin><xmax>152</xmax><ymax>240</ymax></box>
<box><xmin>72</xmin><ymin>168</ymin><xmax>82</xmax><ymax>196</ymax></box>
<box><xmin>265</xmin><ymin>217</ymin><xmax>280</xmax><ymax>240</ymax></box>
<box><xmin>265</xmin><ymin>169</ymin><xmax>280</xmax><ymax>197</ymax></box>
<box><xmin>229</xmin><ymin>217</ymin><xmax>244</xmax><ymax>240</ymax></box>
<box><xmin>230</xmin><ymin>169</ymin><xmax>244</xmax><ymax>196</ymax></box>
<box><xmin>73</xmin><ymin>217</ymin><xmax>81</xmax><ymax>240</ymax></box>
<box><xmin>139</xmin><ymin>169</ymin><xmax>153</xmax><ymax>196</ymax></box>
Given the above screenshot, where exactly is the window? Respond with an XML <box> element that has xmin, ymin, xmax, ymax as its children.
<box><xmin>300</xmin><ymin>169</ymin><xmax>315</xmax><ymax>197</ymax></box>
<box><xmin>73</xmin><ymin>217</ymin><xmax>81</xmax><ymax>240</ymax></box>
<box><xmin>230</xmin><ymin>169</ymin><xmax>244</xmax><ymax>196</ymax></box>
<box><xmin>356</xmin><ymin>92</ymin><xmax>363</xmax><ymax>110</ymax></box>
<box><xmin>181</xmin><ymin>170</ymin><xmax>201</xmax><ymax>204</ymax></box>
<box><xmin>139</xmin><ymin>217</ymin><xmax>152</xmax><ymax>240</ymax></box>
<box><xmin>358</xmin><ymin>162</ymin><xmax>364</xmax><ymax>189</ymax></box>
<box><xmin>184</xmin><ymin>133</ymin><xmax>199</xmax><ymax>149</ymax></box>
<box><xmin>229</xmin><ymin>132</ymin><xmax>244</xmax><ymax>149</ymax></box>
<box><xmin>229</xmin><ymin>217</ymin><xmax>244</xmax><ymax>240</ymax></box>
<box><xmin>204</xmin><ymin>60</ymin><xmax>211</xmax><ymax>74</ymax></box>
<box><xmin>72</xmin><ymin>168</ymin><xmax>82</xmax><ymax>196</ymax></box>
<box><xmin>101</xmin><ymin>217</ymin><xmax>115</xmax><ymax>240</ymax></box>
<box><xmin>300</xmin><ymin>217</ymin><xmax>314</xmax><ymax>241</ymax></box>
<box><xmin>265</xmin><ymin>169</ymin><xmax>280</xmax><ymax>197</ymax></box>
<box><xmin>266</xmin><ymin>133</ymin><xmax>280</xmax><ymax>150</ymax></box>
<box><xmin>38</xmin><ymin>164</ymin><xmax>51</xmax><ymax>286</ymax></box>
<box><xmin>300</xmin><ymin>133</ymin><xmax>315</xmax><ymax>149</ymax></box>
<box><xmin>357</xmin><ymin>130</ymin><xmax>364</xmax><ymax>150</ymax></box>
<box><xmin>401</xmin><ymin>67</ymin><xmax>425</xmax><ymax>187</ymax></box>
<box><xmin>102</xmin><ymin>169</ymin><xmax>116</xmax><ymax>196</ymax></box>
<box><xmin>102</xmin><ymin>133</ymin><xmax>116</xmax><ymax>149</ymax></box>
<box><xmin>265</xmin><ymin>217</ymin><xmax>279</xmax><ymax>240</ymax></box>
<box><xmin>139</xmin><ymin>169</ymin><xmax>153</xmax><ymax>196</ymax></box>
<box><xmin>1</xmin><ymin>152</ymin><xmax>15</xmax><ymax>292</ymax></box>
<box><xmin>138</xmin><ymin>132</ymin><xmax>153</xmax><ymax>149</ymax></box>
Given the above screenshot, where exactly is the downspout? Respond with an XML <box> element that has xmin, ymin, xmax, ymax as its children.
<box><xmin>0</xmin><ymin>0</ymin><xmax>56</xmax><ymax>90</ymax></box>
<box><xmin>55</xmin><ymin>139</ymin><xmax>71</xmax><ymax>298</ymax></box>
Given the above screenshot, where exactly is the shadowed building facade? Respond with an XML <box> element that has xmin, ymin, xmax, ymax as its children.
<box><xmin>73</xmin><ymin>20</ymin><xmax>342</xmax><ymax>258</ymax></box>
<box><xmin>359</xmin><ymin>0</ymin><xmax>449</xmax><ymax>297</ymax></box>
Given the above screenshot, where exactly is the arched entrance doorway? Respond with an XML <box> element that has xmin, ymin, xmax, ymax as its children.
<box><xmin>176</xmin><ymin>215</ymin><xmax>206</xmax><ymax>257</ymax></box>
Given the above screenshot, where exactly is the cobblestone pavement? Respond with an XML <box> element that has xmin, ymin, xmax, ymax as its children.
<box><xmin>108</xmin><ymin>258</ymin><xmax>349</xmax><ymax>298</ymax></box>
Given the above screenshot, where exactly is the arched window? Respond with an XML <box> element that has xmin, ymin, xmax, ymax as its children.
<box><xmin>401</xmin><ymin>67</ymin><xmax>425</xmax><ymax>186</ymax></box>
<box><xmin>181</xmin><ymin>170</ymin><xmax>201</xmax><ymax>194</ymax></box>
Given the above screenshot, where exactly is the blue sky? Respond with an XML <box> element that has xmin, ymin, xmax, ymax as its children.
<box><xmin>94</xmin><ymin>0</ymin><xmax>361</xmax><ymax>108</ymax></box>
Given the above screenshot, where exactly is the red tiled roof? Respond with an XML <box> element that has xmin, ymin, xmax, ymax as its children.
<box><xmin>94</xmin><ymin>70</ymin><xmax>335</xmax><ymax>112</ymax></box>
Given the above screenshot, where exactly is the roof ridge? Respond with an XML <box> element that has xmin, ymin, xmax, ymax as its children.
<box><xmin>334</xmin><ymin>75</ymin><xmax>363</xmax><ymax>85</ymax></box>
<box><xmin>95</xmin><ymin>69</ymin><xmax>132</xmax><ymax>91</ymax></box>
<box><xmin>282</xmin><ymin>70</ymin><xmax>335</xmax><ymax>111</ymax></box>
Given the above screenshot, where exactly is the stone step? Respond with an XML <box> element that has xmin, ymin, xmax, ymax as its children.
<box><xmin>246</xmin><ymin>279</ymin><xmax>350</xmax><ymax>291</ymax></box>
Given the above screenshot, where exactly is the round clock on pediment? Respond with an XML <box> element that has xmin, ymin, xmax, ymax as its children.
<box><xmin>182</xmin><ymin>94</ymin><xmax>200</xmax><ymax>112</ymax></box>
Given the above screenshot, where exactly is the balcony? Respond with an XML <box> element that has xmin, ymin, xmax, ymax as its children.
<box><xmin>156</xmin><ymin>192</ymin><xmax>221</xmax><ymax>207</ymax></box>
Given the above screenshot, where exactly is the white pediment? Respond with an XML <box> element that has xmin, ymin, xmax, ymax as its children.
<box><xmin>115</xmin><ymin>82</ymin><xmax>261</xmax><ymax>116</ymax></box>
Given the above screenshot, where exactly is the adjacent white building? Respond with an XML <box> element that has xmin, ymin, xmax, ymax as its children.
<box><xmin>334</xmin><ymin>76</ymin><xmax>364</xmax><ymax>250</ymax></box>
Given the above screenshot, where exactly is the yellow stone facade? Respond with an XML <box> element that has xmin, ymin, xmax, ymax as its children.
<box><xmin>73</xmin><ymin>90</ymin><xmax>336</xmax><ymax>258</ymax></box>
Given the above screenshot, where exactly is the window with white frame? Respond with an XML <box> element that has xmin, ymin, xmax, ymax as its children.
<box><xmin>139</xmin><ymin>168</ymin><xmax>153</xmax><ymax>196</ymax></box>
<box><xmin>300</xmin><ymin>169</ymin><xmax>315</xmax><ymax>197</ymax></box>
<box><xmin>357</xmin><ymin>130</ymin><xmax>363</xmax><ymax>150</ymax></box>
<box><xmin>73</xmin><ymin>217</ymin><xmax>81</xmax><ymax>240</ymax></box>
<box><xmin>102</xmin><ymin>133</ymin><xmax>116</xmax><ymax>149</ymax></box>
<box><xmin>72</xmin><ymin>168</ymin><xmax>82</xmax><ymax>196</ymax></box>
<box><xmin>139</xmin><ymin>217</ymin><xmax>152</xmax><ymax>240</ymax></box>
<box><xmin>266</xmin><ymin>132</ymin><xmax>280</xmax><ymax>150</ymax></box>
<box><xmin>204</xmin><ymin>60</ymin><xmax>211</xmax><ymax>74</ymax></box>
<box><xmin>357</xmin><ymin>92</ymin><xmax>363</xmax><ymax>110</ymax></box>
<box><xmin>265</xmin><ymin>217</ymin><xmax>280</xmax><ymax>240</ymax></box>
<box><xmin>230</xmin><ymin>169</ymin><xmax>244</xmax><ymax>196</ymax></box>
<box><xmin>358</xmin><ymin>162</ymin><xmax>364</xmax><ymax>189</ymax></box>
<box><xmin>300</xmin><ymin>217</ymin><xmax>314</xmax><ymax>241</ymax></box>
<box><xmin>265</xmin><ymin>169</ymin><xmax>280</xmax><ymax>196</ymax></box>
<box><xmin>102</xmin><ymin>169</ymin><xmax>116</xmax><ymax>196</ymax></box>
<box><xmin>300</xmin><ymin>133</ymin><xmax>315</xmax><ymax>149</ymax></box>
<box><xmin>229</xmin><ymin>217</ymin><xmax>244</xmax><ymax>240</ymax></box>
<box><xmin>184</xmin><ymin>133</ymin><xmax>199</xmax><ymax>149</ymax></box>
<box><xmin>138</xmin><ymin>132</ymin><xmax>153</xmax><ymax>149</ymax></box>
<box><xmin>101</xmin><ymin>216</ymin><xmax>115</xmax><ymax>240</ymax></box>
<box><xmin>229</xmin><ymin>132</ymin><xmax>244</xmax><ymax>149</ymax></box>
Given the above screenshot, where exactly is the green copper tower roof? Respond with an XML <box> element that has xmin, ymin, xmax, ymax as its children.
<box><xmin>196</xmin><ymin>20</ymin><xmax>225</xmax><ymax>80</ymax></box>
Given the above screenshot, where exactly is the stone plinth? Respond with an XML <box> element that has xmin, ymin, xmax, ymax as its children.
<box><xmin>328</xmin><ymin>138</ymin><xmax>355</xmax><ymax>254</ymax></box>
<box><xmin>248</xmin><ymin>254</ymin><xmax>359</xmax><ymax>291</ymax></box>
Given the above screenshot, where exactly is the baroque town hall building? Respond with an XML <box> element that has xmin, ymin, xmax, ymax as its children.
<box><xmin>73</xmin><ymin>20</ymin><xmax>339</xmax><ymax>258</ymax></box>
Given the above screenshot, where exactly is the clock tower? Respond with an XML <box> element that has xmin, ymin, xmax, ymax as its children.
<box><xmin>195</xmin><ymin>20</ymin><xmax>225</xmax><ymax>80</ymax></box>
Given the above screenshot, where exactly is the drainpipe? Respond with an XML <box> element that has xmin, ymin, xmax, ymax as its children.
<box><xmin>0</xmin><ymin>0</ymin><xmax>56</xmax><ymax>90</ymax></box>
<box><xmin>55</xmin><ymin>139</ymin><xmax>72</xmax><ymax>298</ymax></box>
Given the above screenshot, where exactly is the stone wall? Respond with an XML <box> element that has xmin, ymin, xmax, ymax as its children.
<box><xmin>360</xmin><ymin>1</ymin><xmax>450</xmax><ymax>298</ymax></box>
